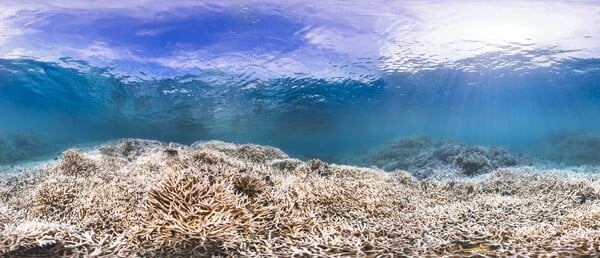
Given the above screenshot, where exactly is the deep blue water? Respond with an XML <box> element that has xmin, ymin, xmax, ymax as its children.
<box><xmin>0</xmin><ymin>1</ymin><xmax>599</xmax><ymax>166</ymax></box>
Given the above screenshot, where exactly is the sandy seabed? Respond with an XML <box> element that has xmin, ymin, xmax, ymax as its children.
<box><xmin>0</xmin><ymin>139</ymin><xmax>599</xmax><ymax>257</ymax></box>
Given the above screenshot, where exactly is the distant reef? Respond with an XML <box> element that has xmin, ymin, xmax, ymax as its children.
<box><xmin>1</xmin><ymin>139</ymin><xmax>599</xmax><ymax>257</ymax></box>
<box><xmin>358</xmin><ymin>137</ymin><xmax>527</xmax><ymax>179</ymax></box>
<box><xmin>530</xmin><ymin>132</ymin><xmax>600</xmax><ymax>166</ymax></box>
<box><xmin>0</xmin><ymin>134</ymin><xmax>52</xmax><ymax>165</ymax></box>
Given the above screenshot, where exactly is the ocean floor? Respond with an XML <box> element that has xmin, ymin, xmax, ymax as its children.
<box><xmin>1</xmin><ymin>139</ymin><xmax>599</xmax><ymax>257</ymax></box>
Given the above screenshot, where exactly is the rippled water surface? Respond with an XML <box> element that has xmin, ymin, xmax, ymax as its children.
<box><xmin>0</xmin><ymin>0</ymin><xmax>599</xmax><ymax>166</ymax></box>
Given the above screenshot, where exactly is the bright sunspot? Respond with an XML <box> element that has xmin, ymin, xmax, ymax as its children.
<box><xmin>376</xmin><ymin>1</ymin><xmax>594</xmax><ymax>72</ymax></box>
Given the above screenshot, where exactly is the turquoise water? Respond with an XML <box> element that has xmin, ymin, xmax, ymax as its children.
<box><xmin>0</xmin><ymin>1</ymin><xmax>599</xmax><ymax>167</ymax></box>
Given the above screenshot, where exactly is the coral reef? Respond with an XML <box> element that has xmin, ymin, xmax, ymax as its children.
<box><xmin>58</xmin><ymin>149</ymin><xmax>98</xmax><ymax>176</ymax></box>
<box><xmin>99</xmin><ymin>139</ymin><xmax>177</xmax><ymax>161</ymax></box>
<box><xmin>360</xmin><ymin>136</ymin><xmax>437</xmax><ymax>171</ymax></box>
<box><xmin>0</xmin><ymin>134</ymin><xmax>49</xmax><ymax>165</ymax></box>
<box><xmin>360</xmin><ymin>137</ymin><xmax>521</xmax><ymax>178</ymax></box>
<box><xmin>530</xmin><ymin>132</ymin><xmax>600</xmax><ymax>166</ymax></box>
<box><xmin>1</xmin><ymin>139</ymin><xmax>599</xmax><ymax>257</ymax></box>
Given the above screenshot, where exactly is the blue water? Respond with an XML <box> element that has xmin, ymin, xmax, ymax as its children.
<box><xmin>0</xmin><ymin>1</ymin><xmax>599</xmax><ymax>166</ymax></box>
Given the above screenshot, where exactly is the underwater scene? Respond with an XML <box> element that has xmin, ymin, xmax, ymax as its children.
<box><xmin>1</xmin><ymin>0</ymin><xmax>599</xmax><ymax>256</ymax></box>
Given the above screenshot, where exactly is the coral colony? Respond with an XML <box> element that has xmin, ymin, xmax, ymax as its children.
<box><xmin>1</xmin><ymin>139</ymin><xmax>599</xmax><ymax>256</ymax></box>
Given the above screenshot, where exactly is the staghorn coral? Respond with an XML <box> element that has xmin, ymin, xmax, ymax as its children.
<box><xmin>192</xmin><ymin>141</ymin><xmax>288</xmax><ymax>163</ymax></box>
<box><xmin>138</xmin><ymin>170</ymin><xmax>255</xmax><ymax>256</ymax></box>
<box><xmin>99</xmin><ymin>139</ymin><xmax>167</xmax><ymax>161</ymax></box>
<box><xmin>58</xmin><ymin>149</ymin><xmax>98</xmax><ymax>176</ymax></box>
<box><xmin>0</xmin><ymin>138</ymin><xmax>599</xmax><ymax>257</ymax></box>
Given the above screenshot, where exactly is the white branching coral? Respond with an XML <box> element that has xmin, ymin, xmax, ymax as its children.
<box><xmin>0</xmin><ymin>139</ymin><xmax>599</xmax><ymax>257</ymax></box>
<box><xmin>137</xmin><ymin>170</ymin><xmax>256</xmax><ymax>255</ymax></box>
<box><xmin>58</xmin><ymin>149</ymin><xmax>98</xmax><ymax>176</ymax></box>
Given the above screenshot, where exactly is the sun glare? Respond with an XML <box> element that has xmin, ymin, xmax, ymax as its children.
<box><xmin>467</xmin><ymin>20</ymin><xmax>531</xmax><ymax>44</ymax></box>
<box><xmin>378</xmin><ymin>2</ymin><xmax>595</xmax><ymax>71</ymax></box>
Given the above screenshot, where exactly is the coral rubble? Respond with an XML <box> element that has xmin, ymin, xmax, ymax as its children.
<box><xmin>1</xmin><ymin>139</ymin><xmax>599</xmax><ymax>257</ymax></box>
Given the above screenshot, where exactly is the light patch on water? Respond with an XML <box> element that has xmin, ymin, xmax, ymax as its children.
<box><xmin>0</xmin><ymin>1</ymin><xmax>597</xmax><ymax>78</ymax></box>
<box><xmin>378</xmin><ymin>1</ymin><xmax>599</xmax><ymax>72</ymax></box>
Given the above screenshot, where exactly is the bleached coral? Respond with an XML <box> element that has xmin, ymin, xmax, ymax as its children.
<box><xmin>58</xmin><ymin>149</ymin><xmax>98</xmax><ymax>176</ymax></box>
<box><xmin>0</xmin><ymin>139</ymin><xmax>599</xmax><ymax>257</ymax></box>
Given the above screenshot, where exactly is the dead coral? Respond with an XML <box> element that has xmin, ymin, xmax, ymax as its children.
<box><xmin>0</xmin><ymin>221</ymin><xmax>93</xmax><ymax>257</ymax></box>
<box><xmin>58</xmin><ymin>149</ymin><xmax>97</xmax><ymax>176</ymax></box>
<box><xmin>137</xmin><ymin>170</ymin><xmax>256</xmax><ymax>256</ymax></box>
<box><xmin>1</xmin><ymin>139</ymin><xmax>600</xmax><ymax>257</ymax></box>
<box><xmin>190</xmin><ymin>150</ymin><xmax>227</xmax><ymax>165</ymax></box>
<box><xmin>235</xmin><ymin>144</ymin><xmax>288</xmax><ymax>163</ymax></box>
<box><xmin>192</xmin><ymin>140</ymin><xmax>288</xmax><ymax>163</ymax></box>
<box><xmin>268</xmin><ymin>158</ymin><xmax>302</xmax><ymax>171</ymax></box>
<box><xmin>233</xmin><ymin>175</ymin><xmax>266</xmax><ymax>198</ymax></box>
<box><xmin>34</xmin><ymin>183</ymin><xmax>78</xmax><ymax>218</ymax></box>
<box><xmin>99</xmin><ymin>139</ymin><xmax>168</xmax><ymax>161</ymax></box>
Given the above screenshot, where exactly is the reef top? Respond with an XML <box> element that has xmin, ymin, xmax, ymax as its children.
<box><xmin>1</xmin><ymin>139</ymin><xmax>599</xmax><ymax>257</ymax></box>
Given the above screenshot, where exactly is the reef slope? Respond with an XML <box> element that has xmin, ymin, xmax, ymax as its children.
<box><xmin>1</xmin><ymin>139</ymin><xmax>599</xmax><ymax>257</ymax></box>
